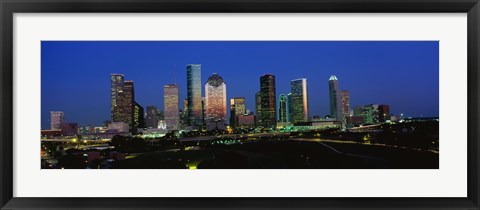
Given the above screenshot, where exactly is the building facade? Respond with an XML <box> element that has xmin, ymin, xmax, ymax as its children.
<box><xmin>186</xmin><ymin>64</ymin><xmax>202</xmax><ymax>127</ymax></box>
<box><xmin>328</xmin><ymin>75</ymin><xmax>340</xmax><ymax>119</ymax></box>
<box><xmin>278</xmin><ymin>94</ymin><xmax>288</xmax><ymax>123</ymax></box>
<box><xmin>50</xmin><ymin>111</ymin><xmax>64</xmax><ymax>130</ymax></box>
<box><xmin>378</xmin><ymin>104</ymin><xmax>390</xmax><ymax>122</ymax></box>
<box><xmin>288</xmin><ymin>78</ymin><xmax>309</xmax><ymax>123</ymax></box>
<box><xmin>110</xmin><ymin>74</ymin><xmax>124</xmax><ymax>120</ymax></box>
<box><xmin>339</xmin><ymin>90</ymin><xmax>350</xmax><ymax>124</ymax></box>
<box><xmin>205</xmin><ymin>73</ymin><xmax>227</xmax><ymax>130</ymax></box>
<box><xmin>164</xmin><ymin>84</ymin><xmax>180</xmax><ymax>131</ymax></box>
<box><xmin>146</xmin><ymin>106</ymin><xmax>158</xmax><ymax>128</ymax></box>
<box><xmin>259</xmin><ymin>74</ymin><xmax>277</xmax><ymax>129</ymax></box>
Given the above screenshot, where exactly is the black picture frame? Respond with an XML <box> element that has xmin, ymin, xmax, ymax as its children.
<box><xmin>1</xmin><ymin>0</ymin><xmax>479</xmax><ymax>209</ymax></box>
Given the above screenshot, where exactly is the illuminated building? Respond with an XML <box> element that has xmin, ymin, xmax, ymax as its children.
<box><xmin>146</xmin><ymin>106</ymin><xmax>158</xmax><ymax>128</ymax></box>
<box><xmin>186</xmin><ymin>64</ymin><xmax>202</xmax><ymax>127</ymax></box>
<box><xmin>229</xmin><ymin>98</ymin><xmax>236</xmax><ymax>127</ymax></box>
<box><xmin>205</xmin><ymin>73</ymin><xmax>227</xmax><ymax>130</ymax></box>
<box><xmin>259</xmin><ymin>74</ymin><xmax>277</xmax><ymax>129</ymax></box>
<box><xmin>111</xmin><ymin>79</ymin><xmax>135</xmax><ymax>132</ymax></box>
<box><xmin>378</xmin><ymin>104</ymin><xmax>390</xmax><ymax>122</ymax></box>
<box><xmin>328</xmin><ymin>75</ymin><xmax>340</xmax><ymax>120</ymax></box>
<box><xmin>50</xmin><ymin>111</ymin><xmax>64</xmax><ymax>130</ymax></box>
<box><xmin>278</xmin><ymin>94</ymin><xmax>287</xmax><ymax>123</ymax></box>
<box><xmin>230</xmin><ymin>97</ymin><xmax>246</xmax><ymax>127</ymax></box>
<box><xmin>255</xmin><ymin>91</ymin><xmax>262</xmax><ymax>125</ymax></box>
<box><xmin>107</xmin><ymin>122</ymin><xmax>129</xmax><ymax>133</ymax></box>
<box><xmin>164</xmin><ymin>84</ymin><xmax>179</xmax><ymax>131</ymax></box>
<box><xmin>339</xmin><ymin>90</ymin><xmax>350</xmax><ymax>124</ymax></box>
<box><xmin>60</xmin><ymin>122</ymin><xmax>78</xmax><ymax>136</ymax></box>
<box><xmin>288</xmin><ymin>78</ymin><xmax>309</xmax><ymax>123</ymax></box>
<box><xmin>110</xmin><ymin>74</ymin><xmax>124</xmax><ymax>120</ymax></box>
<box><xmin>364</xmin><ymin>104</ymin><xmax>379</xmax><ymax>124</ymax></box>
<box><xmin>236</xmin><ymin>113</ymin><xmax>256</xmax><ymax>128</ymax></box>
<box><xmin>133</xmin><ymin>102</ymin><xmax>145</xmax><ymax>131</ymax></box>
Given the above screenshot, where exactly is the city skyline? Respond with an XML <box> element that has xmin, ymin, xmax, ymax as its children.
<box><xmin>41</xmin><ymin>41</ymin><xmax>439</xmax><ymax>129</ymax></box>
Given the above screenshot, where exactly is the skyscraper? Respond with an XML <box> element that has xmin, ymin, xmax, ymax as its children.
<box><xmin>205</xmin><ymin>73</ymin><xmax>227</xmax><ymax>130</ymax></box>
<box><xmin>50</xmin><ymin>111</ymin><xmax>64</xmax><ymax>130</ymax></box>
<box><xmin>259</xmin><ymin>74</ymin><xmax>277</xmax><ymax>129</ymax></box>
<box><xmin>133</xmin><ymin>102</ymin><xmax>145</xmax><ymax>131</ymax></box>
<box><xmin>288</xmin><ymin>78</ymin><xmax>309</xmax><ymax>123</ymax></box>
<box><xmin>339</xmin><ymin>90</ymin><xmax>350</xmax><ymax>124</ymax></box>
<box><xmin>164</xmin><ymin>84</ymin><xmax>179</xmax><ymax>131</ymax></box>
<box><xmin>278</xmin><ymin>94</ymin><xmax>288</xmax><ymax>123</ymax></box>
<box><xmin>328</xmin><ymin>75</ymin><xmax>340</xmax><ymax>119</ymax></box>
<box><xmin>186</xmin><ymin>64</ymin><xmax>202</xmax><ymax>127</ymax></box>
<box><xmin>229</xmin><ymin>98</ymin><xmax>236</xmax><ymax>127</ymax></box>
<box><xmin>112</xmin><ymin>79</ymin><xmax>135</xmax><ymax>131</ymax></box>
<box><xmin>255</xmin><ymin>91</ymin><xmax>262</xmax><ymax>126</ymax></box>
<box><xmin>146</xmin><ymin>106</ymin><xmax>158</xmax><ymax>128</ymax></box>
<box><xmin>110</xmin><ymin>74</ymin><xmax>124</xmax><ymax>121</ymax></box>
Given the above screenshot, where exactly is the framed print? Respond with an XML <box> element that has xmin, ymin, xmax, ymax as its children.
<box><xmin>1</xmin><ymin>0</ymin><xmax>479</xmax><ymax>209</ymax></box>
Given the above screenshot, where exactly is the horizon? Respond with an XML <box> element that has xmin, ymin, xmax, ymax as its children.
<box><xmin>41</xmin><ymin>41</ymin><xmax>439</xmax><ymax>129</ymax></box>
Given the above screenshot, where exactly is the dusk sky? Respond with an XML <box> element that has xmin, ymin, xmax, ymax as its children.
<box><xmin>41</xmin><ymin>41</ymin><xmax>439</xmax><ymax>129</ymax></box>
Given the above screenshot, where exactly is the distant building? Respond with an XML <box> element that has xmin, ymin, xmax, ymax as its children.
<box><xmin>60</xmin><ymin>122</ymin><xmax>78</xmax><ymax>136</ymax></box>
<box><xmin>346</xmin><ymin>116</ymin><xmax>365</xmax><ymax>126</ymax></box>
<box><xmin>107</xmin><ymin>122</ymin><xmax>129</xmax><ymax>133</ymax></box>
<box><xmin>50</xmin><ymin>111</ymin><xmax>64</xmax><ymax>130</ymax></box>
<box><xmin>186</xmin><ymin>64</ymin><xmax>203</xmax><ymax>127</ymax></box>
<box><xmin>110</xmin><ymin>74</ymin><xmax>124</xmax><ymax>121</ymax></box>
<box><xmin>258</xmin><ymin>74</ymin><xmax>277</xmax><ymax>129</ymax></box>
<box><xmin>133</xmin><ymin>102</ymin><xmax>145</xmax><ymax>131</ymax></box>
<box><xmin>146</xmin><ymin>106</ymin><xmax>158</xmax><ymax>128</ymax></box>
<box><xmin>229</xmin><ymin>97</ymin><xmax>246</xmax><ymax>128</ymax></box>
<box><xmin>236</xmin><ymin>113</ymin><xmax>256</xmax><ymax>129</ymax></box>
<box><xmin>255</xmin><ymin>91</ymin><xmax>262</xmax><ymax>126</ymax></box>
<box><xmin>378</xmin><ymin>104</ymin><xmax>390</xmax><ymax>122</ymax></box>
<box><xmin>339</xmin><ymin>90</ymin><xmax>350</xmax><ymax>124</ymax></box>
<box><xmin>278</xmin><ymin>94</ymin><xmax>288</xmax><ymax>123</ymax></box>
<box><xmin>288</xmin><ymin>78</ymin><xmax>309</xmax><ymax>123</ymax></box>
<box><xmin>328</xmin><ymin>75</ymin><xmax>340</xmax><ymax>120</ymax></box>
<box><xmin>164</xmin><ymin>84</ymin><xmax>180</xmax><ymax>131</ymax></box>
<box><xmin>364</xmin><ymin>104</ymin><xmax>380</xmax><ymax>124</ymax></box>
<box><xmin>205</xmin><ymin>73</ymin><xmax>227</xmax><ymax>130</ymax></box>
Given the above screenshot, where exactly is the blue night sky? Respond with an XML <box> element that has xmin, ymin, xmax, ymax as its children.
<box><xmin>41</xmin><ymin>41</ymin><xmax>439</xmax><ymax>129</ymax></box>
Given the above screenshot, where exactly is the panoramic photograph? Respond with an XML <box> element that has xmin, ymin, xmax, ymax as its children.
<box><xmin>41</xmin><ymin>41</ymin><xmax>439</xmax><ymax>169</ymax></box>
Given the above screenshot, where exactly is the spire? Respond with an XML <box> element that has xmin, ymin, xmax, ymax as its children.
<box><xmin>329</xmin><ymin>75</ymin><xmax>338</xmax><ymax>81</ymax></box>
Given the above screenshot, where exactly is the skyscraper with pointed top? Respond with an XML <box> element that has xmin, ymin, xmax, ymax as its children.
<box><xmin>328</xmin><ymin>75</ymin><xmax>340</xmax><ymax>119</ymax></box>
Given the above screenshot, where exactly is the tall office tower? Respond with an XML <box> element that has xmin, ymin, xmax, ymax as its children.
<box><xmin>278</xmin><ymin>94</ymin><xmax>288</xmax><ymax>123</ymax></box>
<box><xmin>255</xmin><ymin>91</ymin><xmax>262</xmax><ymax>126</ymax></box>
<box><xmin>378</xmin><ymin>104</ymin><xmax>390</xmax><ymax>122</ymax></box>
<box><xmin>205</xmin><ymin>73</ymin><xmax>227</xmax><ymax>130</ymax></box>
<box><xmin>164</xmin><ymin>84</ymin><xmax>179</xmax><ymax>131</ymax></box>
<box><xmin>110</xmin><ymin>74</ymin><xmax>125</xmax><ymax>121</ymax></box>
<box><xmin>328</xmin><ymin>75</ymin><xmax>340</xmax><ymax>119</ymax></box>
<box><xmin>339</xmin><ymin>90</ymin><xmax>350</xmax><ymax>124</ymax></box>
<box><xmin>133</xmin><ymin>102</ymin><xmax>145</xmax><ymax>131</ymax></box>
<box><xmin>288</xmin><ymin>78</ymin><xmax>309</xmax><ymax>123</ymax></box>
<box><xmin>229</xmin><ymin>98</ymin><xmax>236</xmax><ymax>127</ymax></box>
<box><xmin>50</xmin><ymin>111</ymin><xmax>64</xmax><ymax>130</ymax></box>
<box><xmin>114</xmin><ymin>80</ymin><xmax>135</xmax><ymax>131</ymax></box>
<box><xmin>186</xmin><ymin>64</ymin><xmax>202</xmax><ymax>127</ymax></box>
<box><xmin>364</xmin><ymin>104</ymin><xmax>380</xmax><ymax>124</ymax></box>
<box><xmin>146</xmin><ymin>106</ymin><xmax>158</xmax><ymax>128</ymax></box>
<box><xmin>202</xmin><ymin>97</ymin><xmax>206</xmax><ymax>130</ymax></box>
<box><xmin>259</xmin><ymin>74</ymin><xmax>277</xmax><ymax>129</ymax></box>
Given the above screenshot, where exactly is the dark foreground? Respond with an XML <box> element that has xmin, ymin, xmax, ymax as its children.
<box><xmin>112</xmin><ymin>140</ymin><xmax>438</xmax><ymax>169</ymax></box>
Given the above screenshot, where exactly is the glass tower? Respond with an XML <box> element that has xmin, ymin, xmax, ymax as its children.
<box><xmin>186</xmin><ymin>64</ymin><xmax>202</xmax><ymax>127</ymax></box>
<box><xmin>259</xmin><ymin>74</ymin><xmax>277</xmax><ymax>129</ymax></box>
<box><xmin>288</xmin><ymin>78</ymin><xmax>309</xmax><ymax>123</ymax></box>
<box><xmin>278</xmin><ymin>94</ymin><xmax>288</xmax><ymax>123</ymax></box>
